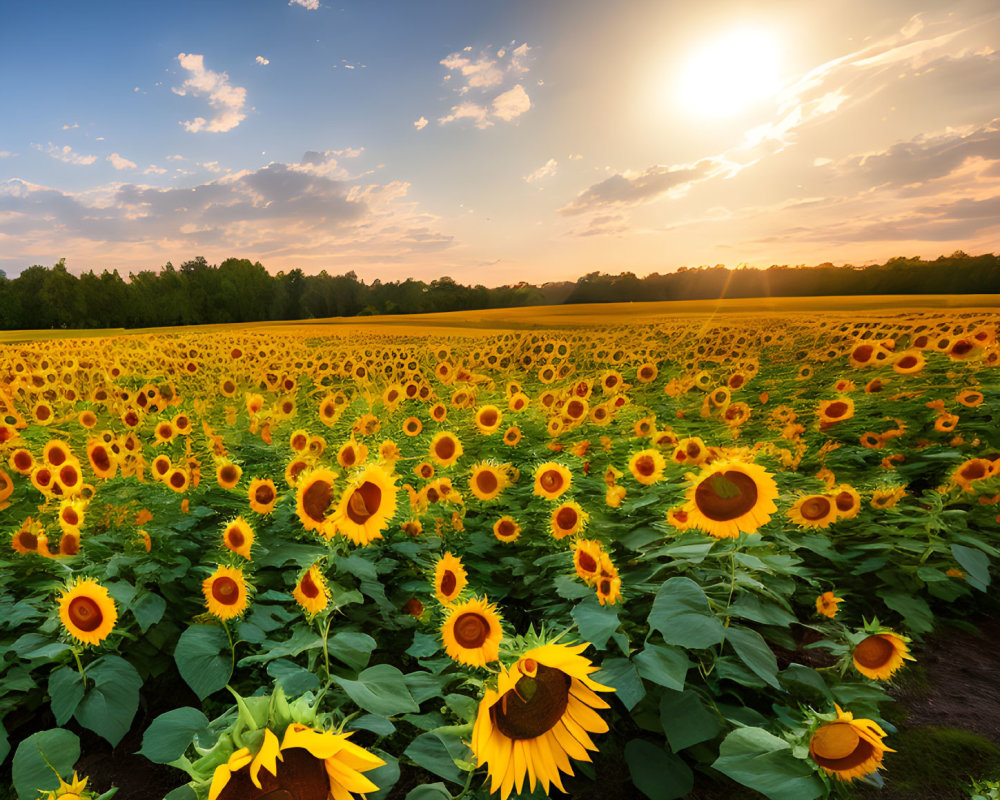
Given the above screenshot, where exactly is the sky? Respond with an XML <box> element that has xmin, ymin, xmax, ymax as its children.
<box><xmin>2</xmin><ymin>0</ymin><xmax>1000</xmax><ymax>285</ymax></box>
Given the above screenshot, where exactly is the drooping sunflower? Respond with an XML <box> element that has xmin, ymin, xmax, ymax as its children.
<box><xmin>292</xmin><ymin>563</ymin><xmax>329</xmax><ymax>616</ymax></box>
<box><xmin>852</xmin><ymin>632</ymin><xmax>914</xmax><ymax>680</ymax></box>
<box><xmin>816</xmin><ymin>591</ymin><xmax>843</xmax><ymax>618</ymax></box>
<box><xmin>471</xmin><ymin>642</ymin><xmax>614</xmax><ymax>800</ymax></box>
<box><xmin>551</xmin><ymin>500</ymin><xmax>588</xmax><ymax>539</ymax></box>
<box><xmin>573</xmin><ymin>539</ymin><xmax>603</xmax><ymax>584</ymax></box>
<box><xmin>788</xmin><ymin>495</ymin><xmax>838</xmax><ymax>529</ymax></box>
<box><xmin>209</xmin><ymin>722</ymin><xmax>384</xmax><ymax>800</ymax></box>
<box><xmin>809</xmin><ymin>704</ymin><xmax>893</xmax><ymax>782</ymax></box>
<box><xmin>222</xmin><ymin>517</ymin><xmax>254</xmax><ymax>559</ymax></box>
<box><xmin>493</xmin><ymin>516</ymin><xmax>521</xmax><ymax>543</ymax></box>
<box><xmin>248</xmin><ymin>478</ymin><xmax>279</xmax><ymax>514</ymax></box>
<box><xmin>441</xmin><ymin>596</ymin><xmax>503</xmax><ymax>667</ymax></box>
<box><xmin>683</xmin><ymin>459</ymin><xmax>779</xmax><ymax>539</ymax></box>
<box><xmin>534</xmin><ymin>462</ymin><xmax>572</xmax><ymax>500</ymax></box>
<box><xmin>594</xmin><ymin>555</ymin><xmax>622</xmax><ymax>607</ymax></box>
<box><xmin>434</xmin><ymin>551</ymin><xmax>468</xmax><ymax>605</ymax></box>
<box><xmin>295</xmin><ymin>468</ymin><xmax>338</xmax><ymax>536</ymax></box>
<box><xmin>203</xmin><ymin>565</ymin><xmax>250</xmax><ymax>620</ymax></box>
<box><xmin>333</xmin><ymin>464</ymin><xmax>398</xmax><ymax>546</ymax></box>
<box><xmin>336</xmin><ymin>437</ymin><xmax>368</xmax><ymax>469</ymax></box>
<box><xmin>58</xmin><ymin>577</ymin><xmax>118</xmax><ymax>646</ymax></box>
<box><xmin>469</xmin><ymin>462</ymin><xmax>508</xmax><ymax>502</ymax></box>
<box><xmin>429</xmin><ymin>431</ymin><xmax>463</xmax><ymax>467</ymax></box>
<box><xmin>628</xmin><ymin>448</ymin><xmax>666</xmax><ymax>485</ymax></box>
<box><xmin>870</xmin><ymin>486</ymin><xmax>906</xmax><ymax>510</ymax></box>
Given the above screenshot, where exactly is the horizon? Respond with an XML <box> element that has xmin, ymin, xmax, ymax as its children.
<box><xmin>3</xmin><ymin>0</ymin><xmax>1000</xmax><ymax>282</ymax></box>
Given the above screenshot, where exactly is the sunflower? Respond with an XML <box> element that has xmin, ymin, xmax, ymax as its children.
<box><xmin>502</xmin><ymin>426</ymin><xmax>522</xmax><ymax>446</ymax></box>
<box><xmin>595</xmin><ymin>556</ymin><xmax>622</xmax><ymax>607</ymax></box>
<box><xmin>818</xmin><ymin>398</ymin><xmax>855</xmax><ymax>427</ymax></box>
<box><xmin>441</xmin><ymin>596</ymin><xmax>503</xmax><ymax>667</ymax></box>
<box><xmin>59</xmin><ymin>530</ymin><xmax>81</xmax><ymax>557</ymax></box>
<box><xmin>665</xmin><ymin>506</ymin><xmax>693</xmax><ymax>531</ymax></box>
<box><xmin>893</xmin><ymin>350</ymin><xmax>925</xmax><ymax>374</ymax></box>
<box><xmin>293</xmin><ymin>563</ymin><xmax>329</xmax><ymax>616</ymax></box>
<box><xmin>475</xmin><ymin>405</ymin><xmax>503</xmax><ymax>435</ymax></box>
<box><xmin>222</xmin><ymin>517</ymin><xmax>254</xmax><ymax>559</ymax></box>
<box><xmin>534</xmin><ymin>462</ymin><xmax>572</xmax><ymax>500</ymax></box>
<box><xmin>58</xmin><ymin>577</ymin><xmax>118</xmax><ymax>646</ymax></box>
<box><xmin>10</xmin><ymin>447</ymin><xmax>35</xmax><ymax>475</ymax></box>
<box><xmin>151</xmin><ymin>454</ymin><xmax>172</xmax><ymax>481</ymax></box>
<box><xmin>295</xmin><ymin>468</ymin><xmax>338</xmax><ymax>536</ymax></box>
<box><xmin>11</xmin><ymin>517</ymin><xmax>40</xmax><ymax>554</ymax></box>
<box><xmin>403</xmin><ymin>416</ymin><xmax>423</xmax><ymax>436</ymax></box>
<box><xmin>336</xmin><ymin>438</ymin><xmax>368</xmax><ymax>469</ymax></box>
<box><xmin>673</xmin><ymin>436</ymin><xmax>709</xmax><ymax>466</ymax></box>
<box><xmin>683</xmin><ymin>459</ymin><xmax>779</xmax><ymax>539</ymax></box>
<box><xmin>166</xmin><ymin>468</ymin><xmax>190</xmax><ymax>493</ymax></box>
<box><xmin>829</xmin><ymin>484</ymin><xmax>861</xmax><ymax>519</ymax></box>
<box><xmin>470</xmin><ymin>462</ymin><xmax>508</xmax><ymax>502</ymax></box>
<box><xmin>852</xmin><ymin>632</ymin><xmax>914</xmax><ymax>680</ymax></box>
<box><xmin>628</xmin><ymin>448</ymin><xmax>666</xmax><ymax>485</ymax></box>
<box><xmin>429</xmin><ymin>431</ymin><xmax>463</xmax><ymax>467</ymax></box>
<box><xmin>203</xmin><ymin>565</ymin><xmax>250</xmax><ymax>620</ymax></box>
<box><xmin>952</xmin><ymin>458</ymin><xmax>993</xmax><ymax>492</ymax></box>
<box><xmin>870</xmin><ymin>486</ymin><xmax>906</xmax><ymax>510</ymax></box>
<box><xmin>248</xmin><ymin>478</ymin><xmax>279</xmax><ymax>514</ymax></box>
<box><xmin>551</xmin><ymin>501</ymin><xmax>588</xmax><ymax>539</ymax></box>
<box><xmin>809</xmin><ymin>705</ymin><xmax>892</xmax><ymax>782</ymax></box>
<box><xmin>58</xmin><ymin>498</ymin><xmax>86</xmax><ymax>532</ymax></box>
<box><xmin>471</xmin><ymin>642</ymin><xmax>614</xmax><ymax>800</ymax></box>
<box><xmin>333</xmin><ymin>464</ymin><xmax>398</xmax><ymax>546</ymax></box>
<box><xmin>605</xmin><ymin>485</ymin><xmax>626</xmax><ymax>508</ymax></box>
<box><xmin>40</xmin><ymin>771</ymin><xmax>95</xmax><ymax>800</ymax></box>
<box><xmin>788</xmin><ymin>495</ymin><xmax>838</xmax><ymax>529</ymax></box>
<box><xmin>493</xmin><ymin>516</ymin><xmax>521</xmax><ymax>543</ymax></box>
<box><xmin>209</xmin><ymin>722</ymin><xmax>384</xmax><ymax>800</ymax></box>
<box><xmin>434</xmin><ymin>551</ymin><xmax>467</xmax><ymax>604</ymax></box>
<box><xmin>816</xmin><ymin>591</ymin><xmax>843</xmax><ymax>618</ymax></box>
<box><xmin>217</xmin><ymin>461</ymin><xmax>243</xmax><ymax>489</ymax></box>
<box><xmin>573</xmin><ymin>539</ymin><xmax>603</xmax><ymax>584</ymax></box>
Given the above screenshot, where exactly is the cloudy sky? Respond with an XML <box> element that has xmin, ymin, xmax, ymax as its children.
<box><xmin>2</xmin><ymin>0</ymin><xmax>1000</xmax><ymax>284</ymax></box>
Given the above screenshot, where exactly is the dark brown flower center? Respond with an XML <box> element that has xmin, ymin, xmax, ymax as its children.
<box><xmin>453</xmin><ymin>612</ymin><xmax>490</xmax><ymax>648</ymax></box>
<box><xmin>301</xmin><ymin>479</ymin><xmax>332</xmax><ymax>522</ymax></box>
<box><xmin>492</xmin><ymin>665</ymin><xmax>571</xmax><ymax>740</ymax></box>
<box><xmin>962</xmin><ymin>462</ymin><xmax>986</xmax><ymax>480</ymax></box>
<box><xmin>68</xmin><ymin>596</ymin><xmax>103</xmax><ymax>631</ymax></box>
<box><xmin>60</xmin><ymin>465</ymin><xmax>79</xmax><ymax>486</ymax></box>
<box><xmin>835</xmin><ymin>491</ymin><xmax>855</xmax><ymax>512</ymax></box>
<box><xmin>852</xmin><ymin>344</ymin><xmax>874</xmax><ymax>363</ymax></box>
<box><xmin>475</xmin><ymin>470</ymin><xmax>499</xmax><ymax>495</ymax></box>
<box><xmin>14</xmin><ymin>451</ymin><xmax>32</xmax><ymax>470</ymax></box>
<box><xmin>300</xmin><ymin>570</ymin><xmax>320</xmax><ymax>598</ymax></box>
<box><xmin>346</xmin><ymin>481</ymin><xmax>382</xmax><ymax>524</ymax></box>
<box><xmin>341</xmin><ymin>447</ymin><xmax>356</xmax><ymax>466</ymax></box>
<box><xmin>634</xmin><ymin>455</ymin><xmax>655</xmax><ymax>476</ymax></box>
<box><xmin>694</xmin><ymin>471</ymin><xmax>759</xmax><ymax>521</ymax></box>
<box><xmin>60</xmin><ymin>534</ymin><xmax>80</xmax><ymax>555</ymax></box>
<box><xmin>220</xmin><ymin>466</ymin><xmax>239</xmax><ymax>484</ymax></box>
<box><xmin>801</xmin><ymin>496</ymin><xmax>832</xmax><ymax>521</ymax></box>
<box><xmin>216</xmin><ymin>746</ymin><xmax>329</xmax><ymax>800</ymax></box>
<box><xmin>599</xmin><ymin>579</ymin><xmax>612</xmax><ymax>596</ymax></box>
<box><xmin>825</xmin><ymin>401</ymin><xmax>849</xmax><ymax>419</ymax></box>
<box><xmin>555</xmin><ymin>507</ymin><xmax>578</xmax><ymax>530</ymax></box>
<box><xmin>479</xmin><ymin>409</ymin><xmax>499</xmax><ymax>428</ymax></box>
<box><xmin>440</xmin><ymin>570</ymin><xmax>457</xmax><ymax>597</ymax></box>
<box><xmin>48</xmin><ymin>446</ymin><xmax>68</xmax><ymax>466</ymax></box>
<box><xmin>255</xmin><ymin>484</ymin><xmax>276</xmax><ymax>504</ymax></box>
<box><xmin>212</xmin><ymin>577</ymin><xmax>240</xmax><ymax>605</ymax></box>
<box><xmin>435</xmin><ymin>436</ymin><xmax>456</xmax><ymax>460</ymax></box>
<box><xmin>854</xmin><ymin>635</ymin><xmax>893</xmax><ymax>668</ymax></box>
<box><xmin>18</xmin><ymin>529</ymin><xmax>38</xmax><ymax>549</ymax></box>
<box><xmin>169</xmin><ymin>471</ymin><xmax>187</xmax><ymax>489</ymax></box>
<box><xmin>577</xmin><ymin>551</ymin><xmax>598</xmax><ymax>573</ymax></box>
<box><xmin>539</xmin><ymin>469</ymin><xmax>564</xmax><ymax>493</ymax></box>
<box><xmin>497</xmin><ymin>519</ymin><xmax>516</xmax><ymax>538</ymax></box>
<box><xmin>227</xmin><ymin>527</ymin><xmax>245</xmax><ymax>548</ymax></box>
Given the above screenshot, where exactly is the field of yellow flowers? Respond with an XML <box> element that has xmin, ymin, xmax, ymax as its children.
<box><xmin>1</xmin><ymin>301</ymin><xmax>999</xmax><ymax>800</ymax></box>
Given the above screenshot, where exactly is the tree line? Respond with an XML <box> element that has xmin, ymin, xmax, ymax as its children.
<box><xmin>0</xmin><ymin>251</ymin><xmax>997</xmax><ymax>330</ymax></box>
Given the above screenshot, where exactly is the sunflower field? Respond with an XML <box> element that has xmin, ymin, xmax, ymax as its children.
<box><xmin>1</xmin><ymin>308</ymin><xmax>999</xmax><ymax>800</ymax></box>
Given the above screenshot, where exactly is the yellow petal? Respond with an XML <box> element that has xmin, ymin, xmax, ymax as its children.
<box><xmin>249</xmin><ymin>729</ymin><xmax>282</xmax><ymax>789</ymax></box>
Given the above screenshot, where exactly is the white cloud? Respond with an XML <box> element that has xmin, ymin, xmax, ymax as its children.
<box><xmin>440</xmin><ymin>52</ymin><xmax>504</xmax><ymax>90</ymax></box>
<box><xmin>61</xmin><ymin>123</ymin><xmax>79</xmax><ymax>130</ymax></box>
<box><xmin>107</xmin><ymin>153</ymin><xmax>137</xmax><ymax>171</ymax></box>
<box><xmin>143</xmin><ymin>165</ymin><xmax>168</xmax><ymax>175</ymax></box>
<box><xmin>172</xmin><ymin>53</ymin><xmax>247</xmax><ymax>133</ymax></box>
<box><xmin>491</xmin><ymin>84</ymin><xmax>530</xmax><ymax>122</ymax></box>
<box><xmin>289</xmin><ymin>0</ymin><xmax>319</xmax><ymax>7</ymax></box>
<box><xmin>0</xmin><ymin>151</ymin><xmax>13</xmax><ymax>159</ymax></box>
<box><xmin>255</xmin><ymin>56</ymin><xmax>270</xmax><ymax>66</ymax></box>
<box><xmin>33</xmin><ymin>143</ymin><xmax>97</xmax><ymax>165</ymax></box>
<box><xmin>166</xmin><ymin>154</ymin><xmax>186</xmax><ymax>161</ymax></box>
<box><xmin>524</xmin><ymin>158</ymin><xmax>558</xmax><ymax>183</ymax></box>
<box><xmin>438</xmin><ymin>102</ymin><xmax>491</xmax><ymax>129</ymax></box>
<box><xmin>413</xmin><ymin>116</ymin><xmax>428</xmax><ymax>131</ymax></box>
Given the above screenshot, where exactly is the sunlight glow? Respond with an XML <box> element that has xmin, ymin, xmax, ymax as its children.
<box><xmin>677</xmin><ymin>29</ymin><xmax>781</xmax><ymax>118</ymax></box>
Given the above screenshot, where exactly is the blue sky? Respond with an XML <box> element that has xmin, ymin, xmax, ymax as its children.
<box><xmin>2</xmin><ymin>0</ymin><xmax>1000</xmax><ymax>284</ymax></box>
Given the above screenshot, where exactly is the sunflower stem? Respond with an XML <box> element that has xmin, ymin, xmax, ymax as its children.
<box><xmin>72</xmin><ymin>647</ymin><xmax>87</xmax><ymax>686</ymax></box>
<box><xmin>321</xmin><ymin>613</ymin><xmax>334</xmax><ymax>683</ymax></box>
<box><xmin>453</xmin><ymin>759</ymin><xmax>477</xmax><ymax>800</ymax></box>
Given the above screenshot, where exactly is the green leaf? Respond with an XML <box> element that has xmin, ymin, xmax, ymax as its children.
<box><xmin>555</xmin><ymin>573</ymin><xmax>591</xmax><ymax>599</ymax></box>
<box><xmin>11</xmin><ymin>633</ymin><xmax>71</xmax><ymax>661</ymax></box>
<box><xmin>0</xmin><ymin>719</ymin><xmax>8</xmax><ymax>766</ymax></box>
<box><xmin>712</xmin><ymin>727</ymin><xmax>823</xmax><ymax>800</ymax></box>
<box><xmin>951</xmin><ymin>544</ymin><xmax>991</xmax><ymax>590</ymax></box>
<box><xmin>48</xmin><ymin>666</ymin><xmax>86</xmax><ymax>726</ymax></box>
<box><xmin>403</xmin><ymin>730</ymin><xmax>472</xmax><ymax>785</ymax></box>
<box><xmin>131</xmin><ymin>592</ymin><xmax>167</xmax><ymax>633</ymax></box>
<box><xmin>74</xmin><ymin>655</ymin><xmax>143</xmax><ymax>747</ymax></box>
<box><xmin>444</xmin><ymin>693</ymin><xmax>477</xmax><ymax>722</ymax></box>
<box><xmin>779</xmin><ymin>664</ymin><xmax>832</xmax><ymax>702</ymax></box>
<box><xmin>267</xmin><ymin>659</ymin><xmax>320</xmax><ymax>697</ymax></box>
<box><xmin>174</xmin><ymin>624</ymin><xmax>232</xmax><ymax>700</ymax></box>
<box><xmin>404</xmin><ymin>671</ymin><xmax>448</xmax><ymax>705</ymax></box>
<box><xmin>349</xmin><ymin>715</ymin><xmax>396</xmax><ymax>737</ymax></box>
<box><xmin>238</xmin><ymin>628</ymin><xmax>323</xmax><ymax>665</ymax></box>
<box><xmin>162</xmin><ymin>786</ymin><xmax>198</xmax><ymax>800</ymax></box>
<box><xmin>625</xmin><ymin>739</ymin><xmax>693</xmax><ymax>800</ymax></box>
<box><xmin>659</xmin><ymin>689</ymin><xmax>721</xmax><ymax>752</ymax></box>
<box><xmin>368</xmin><ymin>750</ymin><xmax>400</xmax><ymax>800</ymax></box>
<box><xmin>571</xmin><ymin>596</ymin><xmax>620</xmax><ymax>650</ymax></box>
<box><xmin>634</xmin><ymin>643</ymin><xmax>690</xmax><ymax>691</ymax></box>
<box><xmin>406</xmin><ymin>631</ymin><xmax>440</xmax><ymax>659</ymax></box>
<box><xmin>404</xmin><ymin>783</ymin><xmax>452</xmax><ymax>800</ymax></box>
<box><xmin>594</xmin><ymin>658</ymin><xmax>645</xmax><ymax>711</ymax></box>
<box><xmin>328</xmin><ymin>632</ymin><xmax>377</xmax><ymax>672</ymax></box>
<box><xmin>335</xmin><ymin>664</ymin><xmax>419</xmax><ymax>717</ymax></box>
<box><xmin>648</xmin><ymin>577</ymin><xmax>725</xmax><ymax>649</ymax></box>
<box><xmin>12</xmin><ymin>728</ymin><xmax>81</xmax><ymax>800</ymax></box>
<box><xmin>139</xmin><ymin>707</ymin><xmax>211</xmax><ymax>764</ymax></box>
<box><xmin>726</xmin><ymin>627</ymin><xmax>781</xmax><ymax>690</ymax></box>
<box><xmin>728</xmin><ymin>593</ymin><xmax>797</xmax><ymax>626</ymax></box>
<box><xmin>881</xmin><ymin>590</ymin><xmax>934</xmax><ymax>634</ymax></box>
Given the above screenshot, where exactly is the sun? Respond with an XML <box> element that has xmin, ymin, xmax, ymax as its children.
<box><xmin>676</xmin><ymin>28</ymin><xmax>781</xmax><ymax>117</ymax></box>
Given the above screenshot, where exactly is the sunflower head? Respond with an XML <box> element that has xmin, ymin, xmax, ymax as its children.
<box><xmin>683</xmin><ymin>459</ymin><xmax>778</xmax><ymax>539</ymax></box>
<box><xmin>551</xmin><ymin>501</ymin><xmax>588</xmax><ymax>539</ymax></box>
<box><xmin>469</xmin><ymin>461</ymin><xmax>509</xmax><ymax>502</ymax></box>
<box><xmin>334</xmin><ymin>463</ymin><xmax>398</xmax><ymax>546</ymax></box>
<box><xmin>442</xmin><ymin>596</ymin><xmax>504</xmax><ymax>667</ymax></box>
<box><xmin>434</xmin><ymin>551</ymin><xmax>468</xmax><ymax>605</ymax></box>
<box><xmin>493</xmin><ymin>516</ymin><xmax>521</xmax><ymax>543</ymax></box>
<box><xmin>809</xmin><ymin>704</ymin><xmax>893</xmax><ymax>782</ymax></box>
<box><xmin>816</xmin><ymin>591</ymin><xmax>843</xmax><ymax>618</ymax></box>
<box><xmin>573</xmin><ymin>540</ymin><xmax>603</xmax><ymax>584</ymax></box>
<box><xmin>534</xmin><ymin>462</ymin><xmax>572</xmax><ymax>500</ymax></box>
<box><xmin>58</xmin><ymin>577</ymin><xmax>118</xmax><ymax>647</ymax></box>
<box><xmin>852</xmin><ymin>631</ymin><xmax>914</xmax><ymax>680</ymax></box>
<box><xmin>788</xmin><ymin>494</ymin><xmax>838</xmax><ymax>529</ymax></box>
<box><xmin>430</xmin><ymin>431</ymin><xmax>463</xmax><ymax>467</ymax></box>
<box><xmin>248</xmin><ymin>478</ymin><xmax>279</xmax><ymax>514</ymax></box>
<box><xmin>203</xmin><ymin>565</ymin><xmax>250</xmax><ymax>620</ymax></box>
<box><xmin>41</xmin><ymin>770</ymin><xmax>95</xmax><ymax>800</ymax></box>
<box><xmin>293</xmin><ymin>563</ymin><xmax>329</xmax><ymax>616</ymax></box>
<box><xmin>628</xmin><ymin>448</ymin><xmax>666</xmax><ymax>485</ymax></box>
<box><xmin>295</xmin><ymin>468</ymin><xmax>338</xmax><ymax>536</ymax></box>
<box><xmin>222</xmin><ymin>516</ymin><xmax>255</xmax><ymax>559</ymax></box>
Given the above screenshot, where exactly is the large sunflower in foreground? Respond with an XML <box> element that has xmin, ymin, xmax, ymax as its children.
<box><xmin>682</xmin><ymin>459</ymin><xmax>778</xmax><ymax>539</ymax></box>
<box><xmin>209</xmin><ymin>723</ymin><xmax>384</xmax><ymax>800</ymax></box>
<box><xmin>472</xmin><ymin>642</ymin><xmax>614</xmax><ymax>800</ymax></box>
<box><xmin>809</xmin><ymin>704</ymin><xmax>892</xmax><ymax>782</ymax></box>
<box><xmin>58</xmin><ymin>577</ymin><xmax>118</xmax><ymax>646</ymax></box>
<box><xmin>441</xmin><ymin>596</ymin><xmax>503</xmax><ymax>667</ymax></box>
<box><xmin>333</xmin><ymin>464</ymin><xmax>398</xmax><ymax>546</ymax></box>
